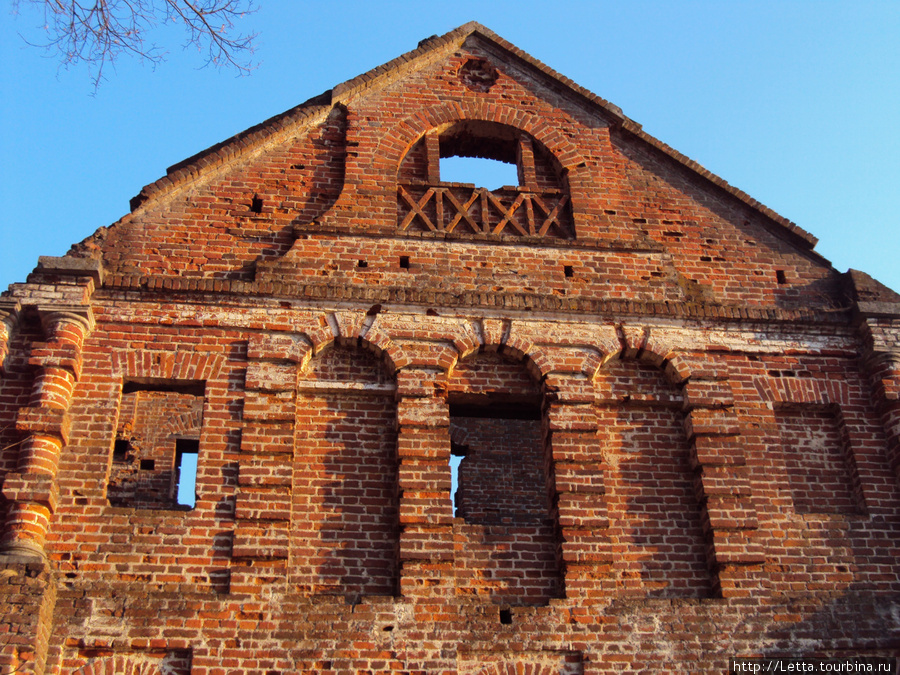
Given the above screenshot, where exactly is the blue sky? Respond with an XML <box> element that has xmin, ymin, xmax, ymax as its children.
<box><xmin>2</xmin><ymin>1</ymin><xmax>899</xmax><ymax>293</ymax></box>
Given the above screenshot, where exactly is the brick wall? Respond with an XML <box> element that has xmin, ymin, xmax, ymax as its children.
<box><xmin>1</xmin><ymin>22</ymin><xmax>899</xmax><ymax>675</ymax></box>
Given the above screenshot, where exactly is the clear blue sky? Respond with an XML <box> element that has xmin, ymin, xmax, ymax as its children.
<box><xmin>2</xmin><ymin>1</ymin><xmax>899</xmax><ymax>294</ymax></box>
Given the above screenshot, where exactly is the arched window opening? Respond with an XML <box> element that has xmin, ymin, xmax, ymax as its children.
<box><xmin>397</xmin><ymin>120</ymin><xmax>573</xmax><ymax>238</ymax></box>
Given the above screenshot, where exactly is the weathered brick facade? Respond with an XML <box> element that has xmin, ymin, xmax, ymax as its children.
<box><xmin>1</xmin><ymin>22</ymin><xmax>899</xmax><ymax>673</ymax></box>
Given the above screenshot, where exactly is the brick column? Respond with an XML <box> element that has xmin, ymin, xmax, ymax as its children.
<box><xmin>682</xmin><ymin>367</ymin><xmax>764</xmax><ymax>597</ymax></box>
<box><xmin>1</xmin><ymin>307</ymin><xmax>93</xmax><ymax>560</ymax></box>
<box><xmin>396</xmin><ymin>368</ymin><xmax>454</xmax><ymax>598</ymax></box>
<box><xmin>0</xmin><ymin>300</ymin><xmax>20</xmax><ymax>375</ymax></box>
<box><xmin>548</xmin><ymin>374</ymin><xmax>609</xmax><ymax>597</ymax></box>
<box><xmin>229</xmin><ymin>334</ymin><xmax>304</xmax><ymax>594</ymax></box>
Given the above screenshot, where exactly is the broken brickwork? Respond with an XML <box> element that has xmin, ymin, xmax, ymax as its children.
<box><xmin>1</xmin><ymin>22</ymin><xmax>899</xmax><ymax>674</ymax></box>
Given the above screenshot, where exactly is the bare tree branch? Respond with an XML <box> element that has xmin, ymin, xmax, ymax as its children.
<box><xmin>12</xmin><ymin>0</ymin><xmax>258</xmax><ymax>90</ymax></box>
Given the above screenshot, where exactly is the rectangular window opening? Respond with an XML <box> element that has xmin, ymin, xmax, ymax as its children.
<box><xmin>399</xmin><ymin>256</ymin><xmax>410</xmax><ymax>269</ymax></box>
<box><xmin>108</xmin><ymin>379</ymin><xmax>205</xmax><ymax>510</ymax></box>
<box><xmin>776</xmin><ymin>269</ymin><xmax>787</xmax><ymax>284</ymax></box>
<box><xmin>175</xmin><ymin>439</ymin><xmax>200</xmax><ymax>509</ymax></box>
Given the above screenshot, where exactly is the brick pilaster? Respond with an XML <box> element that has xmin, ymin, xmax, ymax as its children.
<box><xmin>683</xmin><ymin>369</ymin><xmax>764</xmax><ymax>597</ymax></box>
<box><xmin>1</xmin><ymin>307</ymin><xmax>93</xmax><ymax>560</ymax></box>
<box><xmin>229</xmin><ymin>334</ymin><xmax>305</xmax><ymax>594</ymax></box>
<box><xmin>396</xmin><ymin>370</ymin><xmax>453</xmax><ymax>596</ymax></box>
<box><xmin>547</xmin><ymin>373</ymin><xmax>608</xmax><ymax>596</ymax></box>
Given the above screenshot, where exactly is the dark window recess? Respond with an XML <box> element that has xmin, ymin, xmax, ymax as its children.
<box><xmin>776</xmin><ymin>270</ymin><xmax>787</xmax><ymax>284</ymax></box>
<box><xmin>499</xmin><ymin>608</ymin><xmax>513</xmax><ymax>624</ymax></box>
<box><xmin>563</xmin><ymin>265</ymin><xmax>574</xmax><ymax>278</ymax></box>
<box><xmin>358</xmin><ymin>260</ymin><xmax>368</xmax><ymax>268</ymax></box>
<box><xmin>399</xmin><ymin>256</ymin><xmax>410</xmax><ymax>269</ymax></box>
<box><xmin>140</xmin><ymin>459</ymin><xmax>156</xmax><ymax>471</ymax></box>
<box><xmin>113</xmin><ymin>439</ymin><xmax>130</xmax><ymax>463</ymax></box>
<box><xmin>250</xmin><ymin>195</ymin><xmax>263</xmax><ymax>214</ymax></box>
<box><xmin>174</xmin><ymin>439</ymin><xmax>200</xmax><ymax>509</ymax></box>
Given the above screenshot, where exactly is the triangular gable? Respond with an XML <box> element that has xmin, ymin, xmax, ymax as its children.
<box><xmin>128</xmin><ymin>22</ymin><xmax>816</xmax><ymax>251</ymax></box>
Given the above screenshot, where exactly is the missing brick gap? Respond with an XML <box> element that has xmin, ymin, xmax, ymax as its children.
<box><xmin>563</xmin><ymin>265</ymin><xmax>574</xmax><ymax>278</ymax></box>
<box><xmin>776</xmin><ymin>270</ymin><xmax>787</xmax><ymax>284</ymax></box>
<box><xmin>499</xmin><ymin>608</ymin><xmax>512</xmax><ymax>624</ymax></box>
<box><xmin>250</xmin><ymin>195</ymin><xmax>263</xmax><ymax>214</ymax></box>
<box><xmin>399</xmin><ymin>256</ymin><xmax>410</xmax><ymax>269</ymax></box>
<box><xmin>357</xmin><ymin>260</ymin><xmax>368</xmax><ymax>268</ymax></box>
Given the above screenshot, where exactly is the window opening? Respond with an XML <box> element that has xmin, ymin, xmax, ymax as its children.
<box><xmin>107</xmin><ymin>380</ymin><xmax>204</xmax><ymax>510</ymax></box>
<box><xmin>440</xmin><ymin>156</ymin><xmax>518</xmax><ymax>190</ymax></box>
<box><xmin>449</xmin><ymin>441</ymin><xmax>467</xmax><ymax>517</ymax></box>
<box><xmin>564</xmin><ymin>265</ymin><xmax>574</xmax><ymax>278</ymax></box>
<box><xmin>399</xmin><ymin>256</ymin><xmax>410</xmax><ymax>269</ymax></box>
<box><xmin>776</xmin><ymin>269</ymin><xmax>787</xmax><ymax>284</ymax></box>
<box><xmin>499</xmin><ymin>608</ymin><xmax>513</xmax><ymax>624</ymax></box>
<box><xmin>175</xmin><ymin>439</ymin><xmax>199</xmax><ymax>508</ymax></box>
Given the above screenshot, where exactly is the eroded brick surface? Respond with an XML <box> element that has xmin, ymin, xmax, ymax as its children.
<box><xmin>1</xmin><ymin>21</ymin><xmax>899</xmax><ymax>675</ymax></box>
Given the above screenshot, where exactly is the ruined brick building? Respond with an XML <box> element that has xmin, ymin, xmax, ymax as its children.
<box><xmin>2</xmin><ymin>22</ymin><xmax>900</xmax><ymax>674</ymax></box>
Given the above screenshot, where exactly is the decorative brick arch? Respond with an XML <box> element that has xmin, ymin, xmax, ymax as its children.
<box><xmin>447</xmin><ymin>318</ymin><xmax>548</xmax><ymax>384</ymax></box>
<box><xmin>588</xmin><ymin>324</ymin><xmax>689</xmax><ymax>387</ymax></box>
<box><xmin>386</xmin><ymin>99</ymin><xmax>589</xmax><ymax>175</ymax></box>
<box><xmin>301</xmin><ymin>311</ymin><xmax>409</xmax><ymax>376</ymax></box>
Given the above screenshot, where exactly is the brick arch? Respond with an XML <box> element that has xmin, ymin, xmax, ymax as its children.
<box><xmin>473</xmin><ymin>664</ymin><xmax>563</xmax><ymax>675</ymax></box>
<box><xmin>300</xmin><ymin>311</ymin><xmax>409</xmax><ymax>376</ymax></box>
<box><xmin>69</xmin><ymin>655</ymin><xmax>162</xmax><ymax>675</ymax></box>
<box><xmin>387</xmin><ymin>99</ymin><xmax>588</xmax><ymax>175</ymax></box>
<box><xmin>588</xmin><ymin>325</ymin><xmax>689</xmax><ymax>387</ymax></box>
<box><xmin>111</xmin><ymin>349</ymin><xmax>225</xmax><ymax>383</ymax></box>
<box><xmin>162</xmin><ymin>407</ymin><xmax>203</xmax><ymax>439</ymax></box>
<box><xmin>756</xmin><ymin>372</ymin><xmax>851</xmax><ymax>407</ymax></box>
<box><xmin>446</xmin><ymin>319</ymin><xmax>548</xmax><ymax>384</ymax></box>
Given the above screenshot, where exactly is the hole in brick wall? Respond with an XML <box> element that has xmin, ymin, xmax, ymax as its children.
<box><xmin>250</xmin><ymin>195</ymin><xmax>263</xmax><ymax>214</ymax></box>
<box><xmin>564</xmin><ymin>265</ymin><xmax>574</xmax><ymax>278</ymax></box>
<box><xmin>108</xmin><ymin>380</ymin><xmax>205</xmax><ymax>510</ymax></box>
<box><xmin>499</xmin><ymin>608</ymin><xmax>513</xmax><ymax>624</ymax></box>
<box><xmin>357</xmin><ymin>260</ymin><xmax>368</xmax><ymax>268</ymax></box>
<box><xmin>776</xmin><ymin>269</ymin><xmax>787</xmax><ymax>284</ymax></box>
<box><xmin>113</xmin><ymin>439</ymin><xmax>130</xmax><ymax>463</ymax></box>
<box><xmin>175</xmin><ymin>438</ymin><xmax>199</xmax><ymax>508</ymax></box>
<box><xmin>399</xmin><ymin>256</ymin><xmax>410</xmax><ymax>269</ymax></box>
